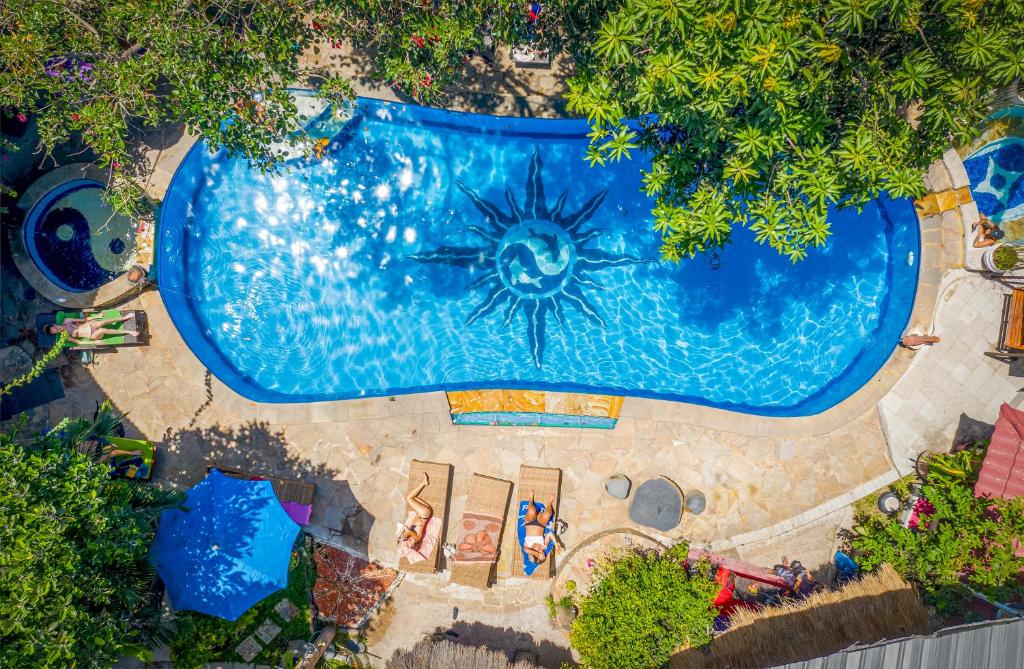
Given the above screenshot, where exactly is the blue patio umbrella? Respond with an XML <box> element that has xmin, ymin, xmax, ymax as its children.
<box><xmin>151</xmin><ymin>469</ymin><xmax>301</xmax><ymax>621</ymax></box>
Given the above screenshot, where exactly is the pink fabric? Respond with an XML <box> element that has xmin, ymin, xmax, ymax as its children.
<box><xmin>281</xmin><ymin>501</ymin><xmax>312</xmax><ymax>525</ymax></box>
<box><xmin>453</xmin><ymin>512</ymin><xmax>502</xmax><ymax>562</ymax></box>
<box><xmin>398</xmin><ymin>516</ymin><xmax>440</xmax><ymax>565</ymax></box>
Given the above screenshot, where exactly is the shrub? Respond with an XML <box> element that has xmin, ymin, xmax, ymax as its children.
<box><xmin>850</xmin><ymin>450</ymin><xmax>1024</xmax><ymax>617</ymax></box>
<box><xmin>0</xmin><ymin>406</ymin><xmax>184</xmax><ymax>668</ymax></box>
<box><xmin>993</xmin><ymin>244</ymin><xmax>1021</xmax><ymax>271</ymax></box>
<box><xmin>569</xmin><ymin>543</ymin><xmax>718</xmax><ymax>669</ymax></box>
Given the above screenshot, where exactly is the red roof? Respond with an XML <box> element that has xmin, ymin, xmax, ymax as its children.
<box><xmin>975</xmin><ymin>403</ymin><xmax>1024</xmax><ymax>500</ymax></box>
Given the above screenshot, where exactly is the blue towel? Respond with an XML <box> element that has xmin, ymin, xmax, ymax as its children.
<box><xmin>517</xmin><ymin>500</ymin><xmax>554</xmax><ymax>576</ymax></box>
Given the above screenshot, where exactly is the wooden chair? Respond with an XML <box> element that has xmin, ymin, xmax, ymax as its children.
<box><xmin>449</xmin><ymin>474</ymin><xmax>512</xmax><ymax>589</ymax></box>
<box><xmin>512</xmin><ymin>465</ymin><xmax>562</xmax><ymax>580</ymax></box>
<box><xmin>398</xmin><ymin>460</ymin><xmax>453</xmax><ymax>574</ymax></box>
<box><xmin>987</xmin><ymin>289</ymin><xmax>1024</xmax><ymax>360</ymax></box>
<box><xmin>207</xmin><ymin>463</ymin><xmax>316</xmax><ymax>506</ymax></box>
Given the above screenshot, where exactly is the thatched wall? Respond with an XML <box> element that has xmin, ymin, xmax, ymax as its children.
<box><xmin>386</xmin><ymin>639</ymin><xmax>536</xmax><ymax>669</ymax></box>
<box><xmin>670</xmin><ymin>564</ymin><xmax>930</xmax><ymax>669</ymax></box>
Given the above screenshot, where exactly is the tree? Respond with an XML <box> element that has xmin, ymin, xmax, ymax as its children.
<box><xmin>0</xmin><ymin>404</ymin><xmax>184</xmax><ymax>669</ymax></box>
<box><xmin>569</xmin><ymin>543</ymin><xmax>719</xmax><ymax>669</ymax></box>
<box><xmin>850</xmin><ymin>450</ymin><xmax>1024</xmax><ymax>617</ymax></box>
<box><xmin>309</xmin><ymin>0</ymin><xmax>612</xmax><ymax>103</ymax></box>
<box><xmin>0</xmin><ymin>0</ymin><xmax>352</xmax><ymax>218</ymax></box>
<box><xmin>566</xmin><ymin>0</ymin><xmax>1024</xmax><ymax>262</ymax></box>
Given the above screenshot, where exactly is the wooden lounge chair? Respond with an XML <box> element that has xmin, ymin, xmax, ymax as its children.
<box><xmin>512</xmin><ymin>465</ymin><xmax>562</xmax><ymax>579</ymax></box>
<box><xmin>449</xmin><ymin>474</ymin><xmax>512</xmax><ymax>589</ymax></box>
<box><xmin>398</xmin><ymin>460</ymin><xmax>453</xmax><ymax>574</ymax></box>
<box><xmin>207</xmin><ymin>463</ymin><xmax>316</xmax><ymax>506</ymax></box>
<box><xmin>986</xmin><ymin>289</ymin><xmax>1024</xmax><ymax>360</ymax></box>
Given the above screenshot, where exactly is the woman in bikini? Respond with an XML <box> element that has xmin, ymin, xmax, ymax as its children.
<box><xmin>397</xmin><ymin>472</ymin><xmax>433</xmax><ymax>551</ymax></box>
<box><xmin>523</xmin><ymin>492</ymin><xmax>556</xmax><ymax>564</ymax></box>
<box><xmin>46</xmin><ymin>312</ymin><xmax>138</xmax><ymax>346</ymax></box>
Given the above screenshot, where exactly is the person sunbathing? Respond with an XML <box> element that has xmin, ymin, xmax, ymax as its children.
<box><xmin>523</xmin><ymin>492</ymin><xmax>556</xmax><ymax>564</ymax></box>
<box><xmin>973</xmin><ymin>215</ymin><xmax>1004</xmax><ymax>248</ymax></box>
<box><xmin>398</xmin><ymin>472</ymin><xmax>433</xmax><ymax>551</ymax></box>
<box><xmin>46</xmin><ymin>312</ymin><xmax>137</xmax><ymax>346</ymax></box>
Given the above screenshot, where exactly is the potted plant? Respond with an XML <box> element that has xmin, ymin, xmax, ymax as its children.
<box><xmin>983</xmin><ymin>243</ymin><xmax>1023</xmax><ymax>273</ymax></box>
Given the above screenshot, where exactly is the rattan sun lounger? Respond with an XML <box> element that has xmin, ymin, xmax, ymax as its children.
<box><xmin>207</xmin><ymin>463</ymin><xmax>316</xmax><ymax>506</ymax></box>
<box><xmin>450</xmin><ymin>473</ymin><xmax>512</xmax><ymax>589</ymax></box>
<box><xmin>513</xmin><ymin>465</ymin><xmax>562</xmax><ymax>579</ymax></box>
<box><xmin>398</xmin><ymin>460</ymin><xmax>453</xmax><ymax>574</ymax></box>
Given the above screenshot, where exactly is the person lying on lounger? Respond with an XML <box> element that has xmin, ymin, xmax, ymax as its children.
<box><xmin>46</xmin><ymin>312</ymin><xmax>138</xmax><ymax>346</ymax></box>
<box><xmin>398</xmin><ymin>472</ymin><xmax>433</xmax><ymax>551</ymax></box>
<box><xmin>523</xmin><ymin>492</ymin><xmax>556</xmax><ymax>564</ymax></box>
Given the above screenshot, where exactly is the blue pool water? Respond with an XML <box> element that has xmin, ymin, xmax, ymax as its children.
<box><xmin>158</xmin><ymin>98</ymin><xmax>919</xmax><ymax>416</ymax></box>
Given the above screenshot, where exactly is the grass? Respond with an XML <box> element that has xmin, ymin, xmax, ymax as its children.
<box><xmin>169</xmin><ymin>536</ymin><xmax>316</xmax><ymax>668</ymax></box>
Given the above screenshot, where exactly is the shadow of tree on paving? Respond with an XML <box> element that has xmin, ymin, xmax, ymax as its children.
<box><xmin>408</xmin><ymin>621</ymin><xmax>573</xmax><ymax>669</ymax></box>
<box><xmin>158</xmin><ymin>421</ymin><xmax>374</xmax><ymax>557</ymax></box>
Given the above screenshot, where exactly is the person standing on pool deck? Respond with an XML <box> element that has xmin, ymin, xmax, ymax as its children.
<box><xmin>46</xmin><ymin>313</ymin><xmax>138</xmax><ymax>345</ymax></box>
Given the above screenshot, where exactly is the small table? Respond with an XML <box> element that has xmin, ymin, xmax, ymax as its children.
<box><xmin>628</xmin><ymin>478</ymin><xmax>683</xmax><ymax>532</ymax></box>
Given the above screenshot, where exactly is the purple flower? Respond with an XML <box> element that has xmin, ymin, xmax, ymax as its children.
<box><xmin>77</xmin><ymin>62</ymin><xmax>94</xmax><ymax>82</ymax></box>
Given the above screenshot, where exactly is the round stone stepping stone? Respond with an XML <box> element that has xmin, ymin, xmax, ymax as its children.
<box><xmin>628</xmin><ymin>478</ymin><xmax>683</xmax><ymax>532</ymax></box>
<box><xmin>604</xmin><ymin>475</ymin><xmax>631</xmax><ymax>500</ymax></box>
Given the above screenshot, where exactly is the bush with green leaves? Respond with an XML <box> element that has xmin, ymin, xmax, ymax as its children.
<box><xmin>851</xmin><ymin>450</ymin><xmax>1024</xmax><ymax>617</ymax></box>
<box><xmin>993</xmin><ymin>243</ymin><xmax>1022</xmax><ymax>271</ymax></box>
<box><xmin>569</xmin><ymin>543</ymin><xmax>718</xmax><ymax>669</ymax></box>
<box><xmin>567</xmin><ymin>0</ymin><xmax>1024</xmax><ymax>262</ymax></box>
<box><xmin>0</xmin><ymin>404</ymin><xmax>185</xmax><ymax>668</ymax></box>
<box><xmin>0</xmin><ymin>0</ymin><xmax>352</xmax><ymax>218</ymax></box>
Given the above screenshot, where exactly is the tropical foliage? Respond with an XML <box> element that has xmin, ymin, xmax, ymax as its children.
<box><xmin>567</xmin><ymin>0</ymin><xmax>1024</xmax><ymax>262</ymax></box>
<box><xmin>0</xmin><ymin>404</ymin><xmax>184</xmax><ymax>668</ymax></box>
<box><xmin>569</xmin><ymin>543</ymin><xmax>718</xmax><ymax>669</ymax></box>
<box><xmin>850</xmin><ymin>448</ymin><xmax>1024</xmax><ymax>617</ymax></box>
<box><xmin>0</xmin><ymin>0</ymin><xmax>352</xmax><ymax>217</ymax></box>
<box><xmin>310</xmin><ymin>0</ymin><xmax>611</xmax><ymax>102</ymax></box>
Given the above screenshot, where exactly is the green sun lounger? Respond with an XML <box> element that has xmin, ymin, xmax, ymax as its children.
<box><xmin>49</xmin><ymin>310</ymin><xmax>144</xmax><ymax>349</ymax></box>
<box><xmin>105</xmin><ymin>437</ymin><xmax>155</xmax><ymax>480</ymax></box>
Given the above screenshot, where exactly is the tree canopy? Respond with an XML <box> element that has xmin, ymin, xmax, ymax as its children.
<box><xmin>566</xmin><ymin>0</ymin><xmax>1024</xmax><ymax>261</ymax></box>
<box><xmin>0</xmin><ymin>406</ymin><xmax>184</xmax><ymax>669</ymax></box>
<box><xmin>0</xmin><ymin>0</ymin><xmax>351</xmax><ymax>216</ymax></box>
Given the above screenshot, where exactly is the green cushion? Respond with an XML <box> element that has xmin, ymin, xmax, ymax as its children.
<box><xmin>106</xmin><ymin>437</ymin><xmax>154</xmax><ymax>480</ymax></box>
<box><xmin>55</xmin><ymin>310</ymin><xmax>128</xmax><ymax>346</ymax></box>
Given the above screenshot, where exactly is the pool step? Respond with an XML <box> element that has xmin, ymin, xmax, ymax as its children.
<box><xmin>447</xmin><ymin>390</ymin><xmax>623</xmax><ymax>428</ymax></box>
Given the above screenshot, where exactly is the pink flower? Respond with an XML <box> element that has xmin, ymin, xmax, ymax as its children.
<box><xmin>16</xmin><ymin>112</ymin><xmax>27</xmax><ymax>123</ymax></box>
<box><xmin>111</xmin><ymin>160</ymin><xmax>121</xmax><ymax>170</ymax></box>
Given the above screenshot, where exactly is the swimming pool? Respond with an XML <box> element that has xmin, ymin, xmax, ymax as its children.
<box><xmin>158</xmin><ymin>98</ymin><xmax>919</xmax><ymax>416</ymax></box>
<box><xmin>24</xmin><ymin>178</ymin><xmax>136</xmax><ymax>291</ymax></box>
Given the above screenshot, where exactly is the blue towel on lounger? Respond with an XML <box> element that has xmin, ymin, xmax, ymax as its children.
<box><xmin>517</xmin><ymin>500</ymin><xmax>554</xmax><ymax>576</ymax></box>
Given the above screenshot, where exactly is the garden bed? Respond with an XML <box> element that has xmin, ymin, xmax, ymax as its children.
<box><xmin>168</xmin><ymin>536</ymin><xmax>316</xmax><ymax>667</ymax></box>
